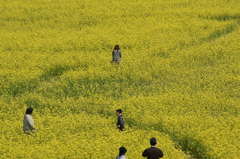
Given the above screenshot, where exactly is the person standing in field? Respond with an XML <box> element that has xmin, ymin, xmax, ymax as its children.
<box><xmin>23</xmin><ymin>107</ymin><xmax>37</xmax><ymax>134</ymax></box>
<box><xmin>111</xmin><ymin>45</ymin><xmax>122</xmax><ymax>64</ymax></box>
<box><xmin>116</xmin><ymin>146</ymin><xmax>127</xmax><ymax>159</ymax></box>
<box><xmin>116</xmin><ymin>109</ymin><xmax>124</xmax><ymax>131</ymax></box>
<box><xmin>142</xmin><ymin>138</ymin><xmax>164</xmax><ymax>159</ymax></box>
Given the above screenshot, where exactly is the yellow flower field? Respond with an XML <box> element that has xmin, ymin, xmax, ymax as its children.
<box><xmin>0</xmin><ymin>0</ymin><xmax>239</xmax><ymax>158</ymax></box>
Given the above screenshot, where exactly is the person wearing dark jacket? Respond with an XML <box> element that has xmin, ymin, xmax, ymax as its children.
<box><xmin>116</xmin><ymin>109</ymin><xmax>124</xmax><ymax>131</ymax></box>
<box><xmin>142</xmin><ymin>138</ymin><xmax>164</xmax><ymax>159</ymax></box>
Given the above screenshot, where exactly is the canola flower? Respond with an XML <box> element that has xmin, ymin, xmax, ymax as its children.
<box><xmin>0</xmin><ymin>0</ymin><xmax>240</xmax><ymax>158</ymax></box>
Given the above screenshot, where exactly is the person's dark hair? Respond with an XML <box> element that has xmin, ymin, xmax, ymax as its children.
<box><xmin>26</xmin><ymin>107</ymin><xmax>33</xmax><ymax>114</ymax></box>
<box><xmin>119</xmin><ymin>146</ymin><xmax>127</xmax><ymax>156</ymax></box>
<box><xmin>150</xmin><ymin>138</ymin><xmax>157</xmax><ymax>145</ymax></box>
<box><xmin>116</xmin><ymin>109</ymin><xmax>122</xmax><ymax>114</ymax></box>
<box><xmin>114</xmin><ymin>45</ymin><xmax>120</xmax><ymax>51</ymax></box>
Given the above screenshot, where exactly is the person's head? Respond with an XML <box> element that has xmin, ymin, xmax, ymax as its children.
<box><xmin>116</xmin><ymin>109</ymin><xmax>122</xmax><ymax>116</ymax></box>
<box><xmin>114</xmin><ymin>45</ymin><xmax>120</xmax><ymax>50</ymax></box>
<box><xmin>150</xmin><ymin>137</ymin><xmax>157</xmax><ymax>146</ymax></box>
<box><xmin>26</xmin><ymin>107</ymin><xmax>33</xmax><ymax>115</ymax></box>
<box><xmin>119</xmin><ymin>146</ymin><xmax>127</xmax><ymax>156</ymax></box>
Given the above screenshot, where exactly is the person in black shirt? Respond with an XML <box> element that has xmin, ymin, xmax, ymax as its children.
<box><xmin>142</xmin><ymin>138</ymin><xmax>164</xmax><ymax>159</ymax></box>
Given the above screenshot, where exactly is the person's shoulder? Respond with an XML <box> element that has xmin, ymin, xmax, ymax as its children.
<box><xmin>25</xmin><ymin>114</ymin><xmax>32</xmax><ymax>120</ymax></box>
<box><xmin>144</xmin><ymin>147</ymin><xmax>151</xmax><ymax>151</ymax></box>
<box><xmin>115</xmin><ymin>155</ymin><xmax>121</xmax><ymax>159</ymax></box>
<box><xmin>25</xmin><ymin>114</ymin><xmax>31</xmax><ymax>118</ymax></box>
<box><xmin>149</xmin><ymin>147</ymin><xmax>162</xmax><ymax>151</ymax></box>
<box><xmin>155</xmin><ymin>147</ymin><xmax>163</xmax><ymax>152</ymax></box>
<box><xmin>120</xmin><ymin>155</ymin><xmax>126</xmax><ymax>159</ymax></box>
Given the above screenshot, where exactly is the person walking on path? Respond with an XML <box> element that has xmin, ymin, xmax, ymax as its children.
<box><xmin>111</xmin><ymin>45</ymin><xmax>122</xmax><ymax>64</ymax></box>
<box><xmin>116</xmin><ymin>109</ymin><xmax>124</xmax><ymax>131</ymax></box>
<box><xmin>116</xmin><ymin>146</ymin><xmax>127</xmax><ymax>159</ymax></box>
<box><xmin>142</xmin><ymin>138</ymin><xmax>164</xmax><ymax>159</ymax></box>
<box><xmin>23</xmin><ymin>107</ymin><xmax>37</xmax><ymax>134</ymax></box>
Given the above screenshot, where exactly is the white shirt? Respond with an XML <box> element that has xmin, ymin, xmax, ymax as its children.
<box><xmin>23</xmin><ymin>114</ymin><xmax>35</xmax><ymax>131</ymax></box>
<box><xmin>116</xmin><ymin>155</ymin><xmax>126</xmax><ymax>159</ymax></box>
<box><xmin>112</xmin><ymin>50</ymin><xmax>121</xmax><ymax>63</ymax></box>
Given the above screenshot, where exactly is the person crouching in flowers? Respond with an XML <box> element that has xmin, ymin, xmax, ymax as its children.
<box><xmin>116</xmin><ymin>146</ymin><xmax>127</xmax><ymax>159</ymax></box>
<box><xmin>23</xmin><ymin>107</ymin><xmax>37</xmax><ymax>134</ymax></box>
